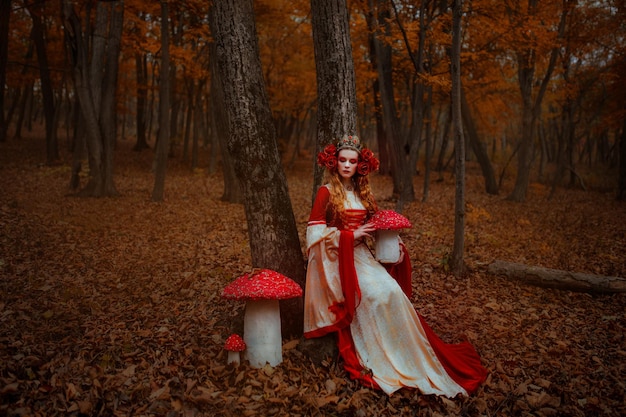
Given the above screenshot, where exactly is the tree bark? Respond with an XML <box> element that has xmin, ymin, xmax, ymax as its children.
<box><xmin>0</xmin><ymin>0</ymin><xmax>10</xmax><ymax>143</ymax></box>
<box><xmin>13</xmin><ymin>83</ymin><xmax>32</xmax><ymax>139</ymax></box>
<box><xmin>192</xmin><ymin>79</ymin><xmax>204</xmax><ymax>171</ymax></box>
<box><xmin>62</xmin><ymin>1</ymin><xmax>105</xmax><ymax>195</ymax></box>
<box><xmin>209</xmin><ymin>40</ymin><xmax>242</xmax><ymax>204</ymax></box>
<box><xmin>62</xmin><ymin>0</ymin><xmax>123</xmax><ymax>197</ymax></box>
<box><xmin>209</xmin><ymin>0</ymin><xmax>305</xmax><ymax>337</ymax></box>
<box><xmin>27</xmin><ymin>1</ymin><xmax>58</xmax><ymax>163</ymax></box>
<box><xmin>617</xmin><ymin>105</ymin><xmax>626</xmax><ymax>201</ymax></box>
<box><xmin>508</xmin><ymin>0</ymin><xmax>568</xmax><ymax>201</ymax></box>
<box><xmin>370</xmin><ymin>0</ymin><xmax>413</xmax><ymax>207</ymax></box>
<box><xmin>450</xmin><ymin>0</ymin><xmax>466</xmax><ymax>277</ymax></box>
<box><xmin>100</xmin><ymin>0</ymin><xmax>123</xmax><ymax>197</ymax></box>
<box><xmin>488</xmin><ymin>260</ymin><xmax>626</xmax><ymax>294</ymax></box>
<box><xmin>435</xmin><ymin>105</ymin><xmax>452</xmax><ymax>173</ymax></box>
<box><xmin>310</xmin><ymin>0</ymin><xmax>358</xmax><ymax>198</ymax></box>
<box><xmin>306</xmin><ymin>0</ymin><xmax>361</xmax><ymax>360</ymax></box>
<box><xmin>168</xmin><ymin>14</ymin><xmax>185</xmax><ymax>158</ymax></box>
<box><xmin>461</xmin><ymin>86</ymin><xmax>498</xmax><ymax>194</ymax></box>
<box><xmin>152</xmin><ymin>0</ymin><xmax>171</xmax><ymax>202</ymax></box>
<box><xmin>391</xmin><ymin>0</ymin><xmax>434</xmax><ymax>207</ymax></box>
<box><xmin>133</xmin><ymin>53</ymin><xmax>149</xmax><ymax>151</ymax></box>
<box><xmin>421</xmin><ymin>84</ymin><xmax>433</xmax><ymax>202</ymax></box>
<box><xmin>364</xmin><ymin>3</ymin><xmax>388</xmax><ymax>174</ymax></box>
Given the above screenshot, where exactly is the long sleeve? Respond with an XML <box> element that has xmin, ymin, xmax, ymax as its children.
<box><xmin>304</xmin><ymin>186</ymin><xmax>360</xmax><ymax>338</ymax></box>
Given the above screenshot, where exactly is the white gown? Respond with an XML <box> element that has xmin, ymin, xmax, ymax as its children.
<box><xmin>304</xmin><ymin>186</ymin><xmax>486</xmax><ymax>396</ymax></box>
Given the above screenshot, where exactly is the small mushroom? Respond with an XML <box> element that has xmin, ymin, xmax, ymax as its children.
<box><xmin>224</xmin><ymin>334</ymin><xmax>246</xmax><ymax>365</ymax></box>
<box><xmin>221</xmin><ymin>269</ymin><xmax>303</xmax><ymax>368</ymax></box>
<box><xmin>370</xmin><ymin>210</ymin><xmax>412</xmax><ymax>263</ymax></box>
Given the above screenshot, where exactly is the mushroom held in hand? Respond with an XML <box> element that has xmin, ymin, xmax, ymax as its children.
<box><xmin>370</xmin><ymin>210</ymin><xmax>412</xmax><ymax>263</ymax></box>
<box><xmin>224</xmin><ymin>334</ymin><xmax>246</xmax><ymax>365</ymax></box>
<box><xmin>221</xmin><ymin>269</ymin><xmax>303</xmax><ymax>368</ymax></box>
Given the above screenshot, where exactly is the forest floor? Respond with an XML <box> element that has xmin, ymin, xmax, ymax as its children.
<box><xmin>1</xmin><ymin>132</ymin><xmax>625</xmax><ymax>417</ymax></box>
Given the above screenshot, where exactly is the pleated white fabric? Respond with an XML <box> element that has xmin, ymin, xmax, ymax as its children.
<box><xmin>350</xmin><ymin>243</ymin><xmax>467</xmax><ymax>396</ymax></box>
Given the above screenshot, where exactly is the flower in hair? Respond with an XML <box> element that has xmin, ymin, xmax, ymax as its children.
<box><xmin>361</xmin><ymin>148</ymin><xmax>374</xmax><ymax>161</ymax></box>
<box><xmin>359</xmin><ymin>148</ymin><xmax>379</xmax><ymax>175</ymax></box>
<box><xmin>317</xmin><ymin>144</ymin><xmax>338</xmax><ymax>171</ymax></box>
<box><xmin>358</xmin><ymin>162</ymin><xmax>370</xmax><ymax>175</ymax></box>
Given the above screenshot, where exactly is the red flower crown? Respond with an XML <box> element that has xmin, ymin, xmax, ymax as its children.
<box><xmin>316</xmin><ymin>135</ymin><xmax>380</xmax><ymax>176</ymax></box>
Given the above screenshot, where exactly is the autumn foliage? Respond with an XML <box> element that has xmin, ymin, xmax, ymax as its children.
<box><xmin>1</xmin><ymin>0</ymin><xmax>626</xmax><ymax>415</ymax></box>
<box><xmin>2</xmin><ymin>0</ymin><xmax>623</xmax><ymax>191</ymax></box>
<box><xmin>1</xmin><ymin>133</ymin><xmax>625</xmax><ymax>416</ymax></box>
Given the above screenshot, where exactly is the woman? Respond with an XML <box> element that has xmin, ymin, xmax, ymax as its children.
<box><xmin>303</xmin><ymin>135</ymin><xmax>487</xmax><ymax>396</ymax></box>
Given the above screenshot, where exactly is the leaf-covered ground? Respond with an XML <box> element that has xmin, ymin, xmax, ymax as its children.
<box><xmin>1</xmin><ymin>135</ymin><xmax>625</xmax><ymax>416</ymax></box>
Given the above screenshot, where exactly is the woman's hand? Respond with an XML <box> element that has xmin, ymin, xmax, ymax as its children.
<box><xmin>353</xmin><ymin>222</ymin><xmax>376</xmax><ymax>241</ymax></box>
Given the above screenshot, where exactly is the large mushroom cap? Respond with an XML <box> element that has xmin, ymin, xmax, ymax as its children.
<box><xmin>224</xmin><ymin>334</ymin><xmax>246</xmax><ymax>352</ymax></box>
<box><xmin>370</xmin><ymin>210</ymin><xmax>412</xmax><ymax>230</ymax></box>
<box><xmin>221</xmin><ymin>269</ymin><xmax>303</xmax><ymax>301</ymax></box>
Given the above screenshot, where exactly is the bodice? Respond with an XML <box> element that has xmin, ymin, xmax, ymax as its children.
<box><xmin>342</xmin><ymin>209</ymin><xmax>367</xmax><ymax>231</ymax></box>
<box><xmin>340</xmin><ymin>191</ymin><xmax>367</xmax><ymax>231</ymax></box>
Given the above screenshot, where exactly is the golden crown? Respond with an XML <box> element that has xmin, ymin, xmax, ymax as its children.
<box><xmin>336</xmin><ymin>135</ymin><xmax>362</xmax><ymax>152</ymax></box>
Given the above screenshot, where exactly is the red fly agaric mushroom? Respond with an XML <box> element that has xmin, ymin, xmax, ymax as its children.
<box><xmin>224</xmin><ymin>334</ymin><xmax>246</xmax><ymax>365</ymax></box>
<box><xmin>221</xmin><ymin>269</ymin><xmax>303</xmax><ymax>368</ymax></box>
<box><xmin>370</xmin><ymin>210</ymin><xmax>412</xmax><ymax>263</ymax></box>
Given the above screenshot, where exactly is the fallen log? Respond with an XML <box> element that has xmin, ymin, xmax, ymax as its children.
<box><xmin>487</xmin><ymin>260</ymin><xmax>626</xmax><ymax>294</ymax></box>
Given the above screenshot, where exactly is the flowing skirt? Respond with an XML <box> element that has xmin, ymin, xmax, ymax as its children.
<box><xmin>349</xmin><ymin>244</ymin><xmax>477</xmax><ymax>395</ymax></box>
<box><xmin>304</xmin><ymin>221</ymin><xmax>487</xmax><ymax>396</ymax></box>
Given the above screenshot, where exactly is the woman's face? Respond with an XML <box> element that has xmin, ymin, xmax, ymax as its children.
<box><xmin>337</xmin><ymin>149</ymin><xmax>359</xmax><ymax>181</ymax></box>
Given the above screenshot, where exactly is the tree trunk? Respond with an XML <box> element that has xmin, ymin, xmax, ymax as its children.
<box><xmin>209</xmin><ymin>40</ymin><xmax>242</xmax><ymax>204</ymax></box>
<box><xmin>364</xmin><ymin>2</ymin><xmax>389</xmax><ymax>175</ymax></box>
<box><xmin>461</xmin><ymin>86</ymin><xmax>498</xmax><ymax>194</ymax></box>
<box><xmin>0</xmin><ymin>0</ymin><xmax>10</xmax><ymax>143</ymax></box>
<box><xmin>391</xmin><ymin>0</ymin><xmax>433</xmax><ymax>208</ymax></box>
<box><xmin>618</xmin><ymin>114</ymin><xmax>626</xmax><ymax>201</ymax></box>
<box><xmin>100</xmin><ymin>0</ymin><xmax>123</xmax><ymax>197</ymax></box>
<box><xmin>310</xmin><ymin>0</ymin><xmax>358</xmax><ymax>198</ymax></box>
<box><xmin>133</xmin><ymin>53</ymin><xmax>149</xmax><ymax>151</ymax></box>
<box><xmin>13</xmin><ymin>83</ymin><xmax>32</xmax><ymax>140</ymax></box>
<box><xmin>62</xmin><ymin>0</ymin><xmax>123</xmax><ymax>197</ymax></box>
<box><xmin>508</xmin><ymin>54</ymin><xmax>536</xmax><ymax>202</ymax></box>
<box><xmin>62</xmin><ymin>1</ymin><xmax>104</xmax><ymax>195</ymax></box>
<box><xmin>405</xmin><ymin>0</ymin><xmax>430</xmax><ymax>206</ymax></box>
<box><xmin>421</xmin><ymin>84</ymin><xmax>433</xmax><ymax>202</ymax></box>
<box><xmin>370</xmin><ymin>0</ymin><xmax>413</xmax><ymax>207</ymax></box>
<box><xmin>8</xmin><ymin>38</ymin><xmax>36</xmax><ymax>131</ymax></box>
<box><xmin>168</xmin><ymin>15</ymin><xmax>185</xmax><ymax>158</ymax></box>
<box><xmin>70</xmin><ymin>109</ymin><xmax>86</xmax><ymax>190</ymax></box>
<box><xmin>168</xmin><ymin>65</ymin><xmax>180</xmax><ymax>158</ymax></box>
<box><xmin>90</xmin><ymin>1</ymin><xmax>106</xmax><ymax>115</ymax></box>
<box><xmin>435</xmin><ymin>105</ymin><xmax>452</xmax><ymax>173</ymax></box>
<box><xmin>450</xmin><ymin>0</ymin><xmax>466</xmax><ymax>277</ymax></box>
<box><xmin>488</xmin><ymin>260</ymin><xmax>626</xmax><ymax>294</ymax></box>
<box><xmin>369</xmin><ymin>0</ymin><xmax>400</xmax><ymax>194</ymax></box>
<box><xmin>307</xmin><ymin>0</ymin><xmax>361</xmax><ymax>362</ymax></box>
<box><xmin>28</xmin><ymin>1</ymin><xmax>58</xmax><ymax>163</ymax></box>
<box><xmin>209</xmin><ymin>0</ymin><xmax>305</xmax><ymax>337</ymax></box>
<box><xmin>192</xmin><ymin>79</ymin><xmax>204</xmax><ymax>171</ymax></box>
<box><xmin>182</xmin><ymin>80</ymin><xmax>193</xmax><ymax>163</ymax></box>
<box><xmin>508</xmin><ymin>0</ymin><xmax>568</xmax><ymax>201</ymax></box>
<box><xmin>152</xmin><ymin>0</ymin><xmax>171</xmax><ymax>202</ymax></box>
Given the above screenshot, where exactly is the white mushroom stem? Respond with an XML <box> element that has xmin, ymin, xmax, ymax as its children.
<box><xmin>243</xmin><ymin>299</ymin><xmax>282</xmax><ymax>368</ymax></box>
<box><xmin>375</xmin><ymin>230</ymin><xmax>401</xmax><ymax>263</ymax></box>
<box><xmin>227</xmin><ymin>351</ymin><xmax>241</xmax><ymax>365</ymax></box>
